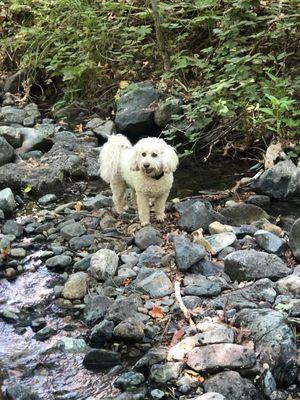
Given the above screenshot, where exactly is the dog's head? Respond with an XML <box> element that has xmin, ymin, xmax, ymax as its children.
<box><xmin>130</xmin><ymin>137</ymin><xmax>179</xmax><ymax>177</ymax></box>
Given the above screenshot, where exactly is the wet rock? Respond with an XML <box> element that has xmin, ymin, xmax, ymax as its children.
<box><xmin>134</xmin><ymin>226</ymin><xmax>162</xmax><ymax>250</ymax></box>
<box><xmin>135</xmin><ymin>267</ymin><xmax>173</xmax><ymax>297</ymax></box>
<box><xmin>178</xmin><ymin>200</ymin><xmax>227</xmax><ymax>232</ymax></box>
<box><xmin>57</xmin><ymin>337</ymin><xmax>89</xmax><ymax>353</ymax></box>
<box><xmin>115</xmin><ymin>82</ymin><xmax>162</xmax><ymax>138</ymax></box>
<box><xmin>173</xmin><ymin>234</ymin><xmax>206</xmax><ymax>271</ymax></box>
<box><xmin>0</xmin><ymin>187</ymin><xmax>16</xmax><ymax>213</ymax></box>
<box><xmin>60</xmin><ymin>222</ymin><xmax>86</xmax><ymax>240</ymax></box>
<box><xmin>183</xmin><ymin>274</ymin><xmax>222</xmax><ymax>296</ymax></box>
<box><xmin>31</xmin><ymin>317</ymin><xmax>47</xmax><ymax>332</ymax></box>
<box><xmin>276</xmin><ymin>275</ymin><xmax>300</xmax><ymax>297</ymax></box>
<box><xmin>150</xmin><ymin>362</ymin><xmax>182</xmax><ymax>383</ymax></box>
<box><xmin>84</xmin><ymin>294</ymin><xmax>113</xmax><ymax>325</ymax></box>
<box><xmin>0</xmin><ymin>136</ymin><xmax>15</xmax><ymax>166</ymax></box>
<box><xmin>34</xmin><ymin>326</ymin><xmax>57</xmax><ymax>341</ymax></box>
<box><xmin>260</xmin><ymin>369</ymin><xmax>277</xmax><ymax>398</ymax></box>
<box><xmin>38</xmin><ymin>194</ymin><xmax>57</xmax><ymax>205</ymax></box>
<box><xmin>203</xmin><ymin>371</ymin><xmax>265</xmax><ymax>400</ymax></box>
<box><xmin>74</xmin><ymin>255</ymin><xmax>91</xmax><ymax>271</ymax></box>
<box><xmin>289</xmin><ymin>217</ymin><xmax>300</xmax><ymax>262</ymax></box>
<box><xmin>234</xmin><ymin>308</ymin><xmax>297</xmax><ymax>386</ymax></box>
<box><xmin>83</xmin><ymin>194</ymin><xmax>113</xmax><ymax>210</ymax></box>
<box><xmin>2</xmin><ymin>220</ymin><xmax>23</xmax><ymax>237</ymax></box>
<box><xmin>254</xmin><ymin>230</ymin><xmax>287</xmax><ymax>254</ymax></box>
<box><xmin>220</xmin><ymin>203</ymin><xmax>269</xmax><ymax>225</ymax></box>
<box><xmin>0</xmin><ymin>125</ymin><xmax>22</xmax><ymax>147</ymax></box>
<box><xmin>113</xmin><ymin>317</ymin><xmax>145</xmax><ymax>342</ymax></box>
<box><xmin>150</xmin><ymin>389</ymin><xmax>165</xmax><ymax>400</ymax></box>
<box><xmin>90</xmin><ymin>320</ymin><xmax>114</xmax><ymax>347</ymax></box>
<box><xmin>154</xmin><ymin>97</ymin><xmax>182</xmax><ymax>128</ymax></box>
<box><xmin>69</xmin><ymin>234</ymin><xmax>95</xmax><ymax>250</ymax></box>
<box><xmin>114</xmin><ymin>371</ymin><xmax>145</xmax><ymax>390</ymax></box>
<box><xmin>89</xmin><ymin>249</ymin><xmax>119</xmax><ymax>281</ymax></box>
<box><xmin>187</xmin><ymin>343</ymin><xmax>256</xmax><ymax>372</ymax></box>
<box><xmin>0</xmin><ymin>310</ymin><xmax>20</xmax><ymax>322</ymax></box>
<box><xmin>107</xmin><ymin>296</ymin><xmax>143</xmax><ymax>324</ymax></box>
<box><xmin>253</xmin><ymin>160</ymin><xmax>300</xmax><ymax>199</ymax></box>
<box><xmin>246</xmin><ymin>194</ymin><xmax>271</xmax><ymax>207</ymax></box>
<box><xmin>83</xmin><ymin>348</ymin><xmax>121</xmax><ymax>370</ymax></box>
<box><xmin>62</xmin><ymin>271</ymin><xmax>89</xmax><ymax>300</ymax></box>
<box><xmin>198</xmin><ymin>232</ymin><xmax>236</xmax><ymax>255</ymax></box>
<box><xmin>224</xmin><ymin>250</ymin><xmax>291</xmax><ymax>282</ymax></box>
<box><xmin>5</xmin><ymin>384</ymin><xmax>40</xmax><ymax>400</ymax></box>
<box><xmin>46</xmin><ymin>255</ymin><xmax>72</xmax><ymax>269</ymax></box>
<box><xmin>10</xmin><ymin>248</ymin><xmax>26</xmax><ymax>258</ymax></box>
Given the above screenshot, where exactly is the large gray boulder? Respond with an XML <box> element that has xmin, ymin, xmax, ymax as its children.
<box><xmin>289</xmin><ymin>217</ymin><xmax>300</xmax><ymax>262</ymax></box>
<box><xmin>178</xmin><ymin>200</ymin><xmax>227</xmax><ymax>232</ymax></box>
<box><xmin>253</xmin><ymin>160</ymin><xmax>300</xmax><ymax>198</ymax></box>
<box><xmin>115</xmin><ymin>82</ymin><xmax>163</xmax><ymax>138</ymax></box>
<box><xmin>224</xmin><ymin>249</ymin><xmax>291</xmax><ymax>282</ymax></box>
<box><xmin>0</xmin><ymin>136</ymin><xmax>15</xmax><ymax>166</ymax></box>
<box><xmin>234</xmin><ymin>308</ymin><xmax>298</xmax><ymax>386</ymax></box>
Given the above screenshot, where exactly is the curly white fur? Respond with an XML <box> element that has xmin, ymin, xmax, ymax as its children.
<box><xmin>99</xmin><ymin>134</ymin><xmax>179</xmax><ymax>225</ymax></box>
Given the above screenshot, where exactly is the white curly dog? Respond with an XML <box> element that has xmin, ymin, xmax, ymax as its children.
<box><xmin>99</xmin><ymin>134</ymin><xmax>179</xmax><ymax>226</ymax></box>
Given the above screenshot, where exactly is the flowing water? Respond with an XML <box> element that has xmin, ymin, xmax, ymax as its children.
<box><xmin>0</xmin><ymin>160</ymin><xmax>299</xmax><ymax>399</ymax></box>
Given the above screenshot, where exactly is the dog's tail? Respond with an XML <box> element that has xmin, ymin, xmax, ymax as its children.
<box><xmin>99</xmin><ymin>134</ymin><xmax>132</xmax><ymax>183</ymax></box>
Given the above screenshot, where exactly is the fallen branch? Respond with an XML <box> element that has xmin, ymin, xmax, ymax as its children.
<box><xmin>174</xmin><ymin>277</ymin><xmax>197</xmax><ymax>330</ymax></box>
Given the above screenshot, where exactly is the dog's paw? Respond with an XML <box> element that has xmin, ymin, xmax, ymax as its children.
<box><xmin>140</xmin><ymin>220</ymin><xmax>150</xmax><ymax>227</ymax></box>
<box><xmin>156</xmin><ymin>213</ymin><xmax>166</xmax><ymax>223</ymax></box>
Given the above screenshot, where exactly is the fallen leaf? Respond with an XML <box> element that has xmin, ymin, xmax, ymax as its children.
<box><xmin>75</xmin><ymin>201</ymin><xmax>83</xmax><ymax>212</ymax></box>
<box><xmin>169</xmin><ymin>329</ymin><xmax>185</xmax><ymax>347</ymax></box>
<box><xmin>122</xmin><ymin>278</ymin><xmax>132</xmax><ymax>286</ymax></box>
<box><xmin>75</xmin><ymin>123</ymin><xmax>83</xmax><ymax>133</ymax></box>
<box><xmin>149</xmin><ymin>306</ymin><xmax>164</xmax><ymax>319</ymax></box>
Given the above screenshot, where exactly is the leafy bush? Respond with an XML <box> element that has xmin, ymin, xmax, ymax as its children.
<box><xmin>1</xmin><ymin>0</ymin><xmax>299</xmax><ymax>151</ymax></box>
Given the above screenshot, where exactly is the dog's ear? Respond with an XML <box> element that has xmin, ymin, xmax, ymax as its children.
<box><xmin>130</xmin><ymin>149</ymin><xmax>140</xmax><ymax>171</ymax></box>
<box><xmin>163</xmin><ymin>145</ymin><xmax>179</xmax><ymax>174</ymax></box>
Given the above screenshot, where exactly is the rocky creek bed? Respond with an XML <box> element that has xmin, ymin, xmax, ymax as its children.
<box><xmin>0</xmin><ymin>90</ymin><xmax>300</xmax><ymax>400</ymax></box>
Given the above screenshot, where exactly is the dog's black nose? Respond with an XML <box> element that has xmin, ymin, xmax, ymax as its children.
<box><xmin>144</xmin><ymin>163</ymin><xmax>150</xmax><ymax>168</ymax></box>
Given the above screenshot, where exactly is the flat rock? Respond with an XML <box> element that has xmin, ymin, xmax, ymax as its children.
<box><xmin>254</xmin><ymin>230</ymin><xmax>287</xmax><ymax>254</ymax></box>
<box><xmin>89</xmin><ymin>249</ymin><xmax>119</xmax><ymax>281</ymax></box>
<box><xmin>60</xmin><ymin>222</ymin><xmax>86</xmax><ymax>240</ymax></box>
<box><xmin>186</xmin><ymin>344</ymin><xmax>256</xmax><ymax>372</ymax></box>
<box><xmin>224</xmin><ymin>249</ymin><xmax>291</xmax><ymax>282</ymax></box>
<box><xmin>234</xmin><ymin>308</ymin><xmax>297</xmax><ymax>386</ymax></box>
<box><xmin>174</xmin><ymin>234</ymin><xmax>206</xmax><ymax>271</ymax></box>
<box><xmin>198</xmin><ymin>232</ymin><xmax>236</xmax><ymax>255</ymax></box>
<box><xmin>289</xmin><ymin>217</ymin><xmax>300</xmax><ymax>262</ymax></box>
<box><xmin>203</xmin><ymin>371</ymin><xmax>265</xmax><ymax>400</ymax></box>
<box><xmin>83</xmin><ymin>349</ymin><xmax>121</xmax><ymax>370</ymax></box>
<box><xmin>183</xmin><ymin>274</ymin><xmax>222</xmax><ymax>296</ymax></box>
<box><xmin>46</xmin><ymin>255</ymin><xmax>72</xmax><ymax>269</ymax></box>
<box><xmin>220</xmin><ymin>203</ymin><xmax>269</xmax><ymax>225</ymax></box>
<box><xmin>135</xmin><ymin>266</ymin><xmax>173</xmax><ymax>297</ymax></box>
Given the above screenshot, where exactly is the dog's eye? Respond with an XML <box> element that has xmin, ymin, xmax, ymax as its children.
<box><xmin>152</xmin><ymin>153</ymin><xmax>157</xmax><ymax>158</ymax></box>
<box><xmin>142</xmin><ymin>152</ymin><xmax>146</xmax><ymax>157</ymax></box>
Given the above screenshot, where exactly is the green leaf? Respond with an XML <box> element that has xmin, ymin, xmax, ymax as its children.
<box><xmin>23</xmin><ymin>184</ymin><xmax>33</xmax><ymax>193</ymax></box>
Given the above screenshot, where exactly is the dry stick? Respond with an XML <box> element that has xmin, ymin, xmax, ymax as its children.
<box><xmin>174</xmin><ymin>278</ymin><xmax>197</xmax><ymax>330</ymax></box>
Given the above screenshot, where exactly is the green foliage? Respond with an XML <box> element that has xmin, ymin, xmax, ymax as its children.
<box><xmin>1</xmin><ymin>0</ymin><xmax>299</xmax><ymax>150</ymax></box>
<box><xmin>275</xmin><ymin>302</ymin><xmax>294</xmax><ymax>313</ymax></box>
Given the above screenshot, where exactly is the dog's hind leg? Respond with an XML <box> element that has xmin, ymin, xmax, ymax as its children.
<box><xmin>154</xmin><ymin>192</ymin><xmax>169</xmax><ymax>222</ymax></box>
<box><xmin>111</xmin><ymin>180</ymin><xmax>127</xmax><ymax>213</ymax></box>
<box><xmin>136</xmin><ymin>192</ymin><xmax>150</xmax><ymax>226</ymax></box>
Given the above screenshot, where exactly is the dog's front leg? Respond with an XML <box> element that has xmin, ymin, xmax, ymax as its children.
<box><xmin>136</xmin><ymin>192</ymin><xmax>150</xmax><ymax>226</ymax></box>
<box><xmin>154</xmin><ymin>192</ymin><xmax>169</xmax><ymax>222</ymax></box>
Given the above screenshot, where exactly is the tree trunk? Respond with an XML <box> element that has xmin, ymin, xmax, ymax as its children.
<box><xmin>149</xmin><ymin>0</ymin><xmax>171</xmax><ymax>72</ymax></box>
